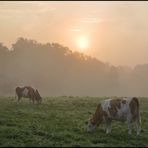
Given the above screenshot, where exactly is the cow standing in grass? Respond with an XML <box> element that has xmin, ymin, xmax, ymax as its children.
<box><xmin>15</xmin><ymin>86</ymin><xmax>42</xmax><ymax>104</ymax></box>
<box><xmin>87</xmin><ymin>97</ymin><xmax>141</xmax><ymax>135</ymax></box>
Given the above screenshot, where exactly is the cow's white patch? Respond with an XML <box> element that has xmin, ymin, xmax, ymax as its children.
<box><xmin>22</xmin><ymin>88</ymin><xmax>29</xmax><ymax>98</ymax></box>
<box><xmin>101</xmin><ymin>99</ymin><xmax>111</xmax><ymax>117</ymax></box>
<box><xmin>106</xmin><ymin>126</ymin><xmax>111</xmax><ymax>134</ymax></box>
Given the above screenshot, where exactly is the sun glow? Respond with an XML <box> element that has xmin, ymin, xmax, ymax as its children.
<box><xmin>76</xmin><ymin>36</ymin><xmax>89</xmax><ymax>52</ymax></box>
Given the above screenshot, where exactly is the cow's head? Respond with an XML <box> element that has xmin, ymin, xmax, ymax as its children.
<box><xmin>86</xmin><ymin>117</ymin><xmax>97</xmax><ymax>132</ymax></box>
<box><xmin>35</xmin><ymin>89</ymin><xmax>42</xmax><ymax>103</ymax></box>
<box><xmin>86</xmin><ymin>103</ymin><xmax>103</xmax><ymax>132</ymax></box>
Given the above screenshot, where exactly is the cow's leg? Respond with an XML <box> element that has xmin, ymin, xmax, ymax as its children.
<box><xmin>136</xmin><ymin>123</ymin><xmax>141</xmax><ymax>136</ymax></box>
<box><xmin>37</xmin><ymin>100</ymin><xmax>39</xmax><ymax>104</ymax></box>
<box><xmin>37</xmin><ymin>99</ymin><xmax>41</xmax><ymax>104</ymax></box>
<box><xmin>136</xmin><ymin>115</ymin><xmax>141</xmax><ymax>136</ymax></box>
<box><xmin>17</xmin><ymin>96</ymin><xmax>21</xmax><ymax>104</ymax></box>
<box><xmin>29</xmin><ymin>98</ymin><xmax>33</xmax><ymax>104</ymax></box>
<box><xmin>29</xmin><ymin>98</ymin><xmax>32</xmax><ymax>104</ymax></box>
<box><xmin>128</xmin><ymin>123</ymin><xmax>132</xmax><ymax>135</ymax></box>
<box><xmin>18</xmin><ymin>96</ymin><xmax>21</xmax><ymax>101</ymax></box>
<box><xmin>135</xmin><ymin>116</ymin><xmax>141</xmax><ymax>147</ymax></box>
<box><xmin>29</xmin><ymin>93</ymin><xmax>35</xmax><ymax>104</ymax></box>
<box><xmin>32</xmin><ymin>98</ymin><xmax>35</xmax><ymax>104</ymax></box>
<box><xmin>127</xmin><ymin>117</ymin><xmax>132</xmax><ymax>135</ymax></box>
<box><xmin>15</xmin><ymin>93</ymin><xmax>17</xmax><ymax>100</ymax></box>
<box><xmin>106</xmin><ymin>119</ymin><xmax>112</xmax><ymax>134</ymax></box>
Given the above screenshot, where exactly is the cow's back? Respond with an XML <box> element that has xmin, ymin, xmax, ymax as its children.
<box><xmin>16</xmin><ymin>86</ymin><xmax>34</xmax><ymax>98</ymax></box>
<box><xmin>21</xmin><ymin>87</ymin><xmax>29</xmax><ymax>98</ymax></box>
<box><xmin>23</xmin><ymin>86</ymin><xmax>35</xmax><ymax>98</ymax></box>
<box><xmin>100</xmin><ymin>98</ymin><xmax>134</xmax><ymax>120</ymax></box>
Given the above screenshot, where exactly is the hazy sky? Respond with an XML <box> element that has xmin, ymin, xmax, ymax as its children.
<box><xmin>1</xmin><ymin>1</ymin><xmax>148</xmax><ymax>67</ymax></box>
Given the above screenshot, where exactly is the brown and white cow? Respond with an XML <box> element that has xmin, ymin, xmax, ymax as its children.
<box><xmin>15</xmin><ymin>86</ymin><xmax>42</xmax><ymax>104</ymax></box>
<box><xmin>87</xmin><ymin>97</ymin><xmax>141</xmax><ymax>135</ymax></box>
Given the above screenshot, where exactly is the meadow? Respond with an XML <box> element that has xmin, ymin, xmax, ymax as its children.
<box><xmin>0</xmin><ymin>96</ymin><xmax>148</xmax><ymax>147</ymax></box>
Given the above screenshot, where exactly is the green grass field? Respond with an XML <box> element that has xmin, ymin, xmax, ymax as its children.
<box><xmin>0</xmin><ymin>96</ymin><xmax>148</xmax><ymax>147</ymax></box>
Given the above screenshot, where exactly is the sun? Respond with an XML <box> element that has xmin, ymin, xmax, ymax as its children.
<box><xmin>76</xmin><ymin>36</ymin><xmax>89</xmax><ymax>52</ymax></box>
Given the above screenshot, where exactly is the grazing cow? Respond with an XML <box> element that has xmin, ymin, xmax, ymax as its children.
<box><xmin>15</xmin><ymin>86</ymin><xmax>42</xmax><ymax>104</ymax></box>
<box><xmin>87</xmin><ymin>97</ymin><xmax>141</xmax><ymax>135</ymax></box>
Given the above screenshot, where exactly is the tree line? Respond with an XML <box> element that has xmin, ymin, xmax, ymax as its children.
<box><xmin>0</xmin><ymin>37</ymin><xmax>148</xmax><ymax>97</ymax></box>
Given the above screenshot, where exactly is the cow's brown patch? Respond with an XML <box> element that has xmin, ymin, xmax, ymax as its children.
<box><xmin>108</xmin><ymin>99</ymin><xmax>121</xmax><ymax>117</ymax></box>
<box><xmin>90</xmin><ymin>103</ymin><xmax>111</xmax><ymax>126</ymax></box>
<box><xmin>90</xmin><ymin>103</ymin><xmax>103</xmax><ymax>125</ymax></box>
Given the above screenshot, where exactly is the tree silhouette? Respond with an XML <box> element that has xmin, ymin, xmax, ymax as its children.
<box><xmin>1</xmin><ymin>37</ymin><xmax>148</xmax><ymax>97</ymax></box>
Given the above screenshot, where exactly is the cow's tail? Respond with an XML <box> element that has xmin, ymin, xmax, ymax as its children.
<box><xmin>132</xmin><ymin>97</ymin><xmax>139</xmax><ymax>109</ymax></box>
<box><xmin>15</xmin><ymin>87</ymin><xmax>18</xmax><ymax>100</ymax></box>
<box><xmin>132</xmin><ymin>97</ymin><xmax>141</xmax><ymax>125</ymax></box>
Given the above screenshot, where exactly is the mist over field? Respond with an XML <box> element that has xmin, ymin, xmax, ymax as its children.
<box><xmin>1</xmin><ymin>1</ymin><xmax>148</xmax><ymax>97</ymax></box>
<box><xmin>1</xmin><ymin>2</ymin><xmax>148</xmax><ymax>147</ymax></box>
<box><xmin>0</xmin><ymin>37</ymin><xmax>148</xmax><ymax>97</ymax></box>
